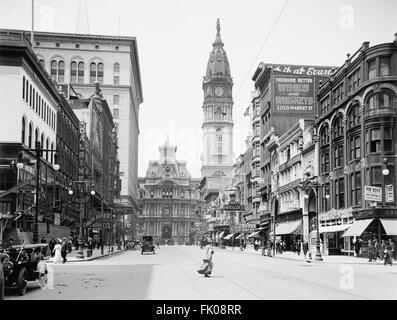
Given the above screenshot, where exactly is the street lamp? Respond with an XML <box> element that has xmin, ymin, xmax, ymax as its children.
<box><xmin>68</xmin><ymin>181</ymin><xmax>95</xmax><ymax>259</ymax></box>
<box><xmin>16</xmin><ymin>142</ymin><xmax>59</xmax><ymax>243</ymax></box>
<box><xmin>301</xmin><ymin>172</ymin><xmax>323</xmax><ymax>261</ymax></box>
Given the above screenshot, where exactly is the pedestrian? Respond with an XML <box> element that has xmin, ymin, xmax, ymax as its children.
<box><xmin>53</xmin><ymin>238</ymin><xmax>63</xmax><ymax>264</ymax></box>
<box><xmin>254</xmin><ymin>239</ymin><xmax>259</xmax><ymax>251</ymax></box>
<box><xmin>197</xmin><ymin>239</ymin><xmax>214</xmax><ymax>277</ymax></box>
<box><xmin>380</xmin><ymin>240</ymin><xmax>386</xmax><ymax>261</ymax></box>
<box><xmin>390</xmin><ymin>239</ymin><xmax>396</xmax><ymax>261</ymax></box>
<box><xmin>296</xmin><ymin>240</ymin><xmax>301</xmax><ymax>256</ymax></box>
<box><xmin>372</xmin><ymin>240</ymin><xmax>378</xmax><ymax>261</ymax></box>
<box><xmin>267</xmin><ymin>240</ymin><xmax>273</xmax><ymax>257</ymax></box>
<box><xmin>354</xmin><ymin>239</ymin><xmax>361</xmax><ymax>257</ymax></box>
<box><xmin>384</xmin><ymin>239</ymin><xmax>393</xmax><ymax>266</ymax></box>
<box><xmin>49</xmin><ymin>238</ymin><xmax>56</xmax><ymax>257</ymax></box>
<box><xmin>40</xmin><ymin>236</ymin><xmax>46</xmax><ymax>243</ymax></box>
<box><xmin>281</xmin><ymin>240</ymin><xmax>286</xmax><ymax>254</ymax></box>
<box><xmin>87</xmin><ymin>236</ymin><xmax>93</xmax><ymax>257</ymax></box>
<box><xmin>61</xmin><ymin>237</ymin><xmax>68</xmax><ymax>263</ymax></box>
<box><xmin>68</xmin><ymin>236</ymin><xmax>73</xmax><ymax>253</ymax></box>
<box><xmin>367</xmin><ymin>240</ymin><xmax>373</xmax><ymax>262</ymax></box>
<box><xmin>303</xmin><ymin>241</ymin><xmax>310</xmax><ymax>262</ymax></box>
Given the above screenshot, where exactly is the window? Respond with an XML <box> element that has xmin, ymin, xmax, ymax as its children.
<box><xmin>320</xmin><ymin>125</ymin><xmax>329</xmax><ymax>146</ymax></box>
<box><xmin>40</xmin><ymin>133</ymin><xmax>45</xmax><ymax>149</ymax></box>
<box><xmin>75</xmin><ymin>44</ymin><xmax>80</xmax><ymax>48</ymax></box>
<box><xmin>95</xmin><ymin>45</ymin><xmax>99</xmax><ymax>49</ymax></box>
<box><xmin>349</xmin><ymin>136</ymin><xmax>361</xmax><ymax>160</ymax></box>
<box><xmin>90</xmin><ymin>62</ymin><xmax>104</xmax><ymax>84</ymax></box>
<box><xmin>333</xmin><ymin>116</ymin><xmax>343</xmax><ymax>138</ymax></box>
<box><xmin>45</xmin><ymin>138</ymin><xmax>49</xmax><ymax>160</ymax></box>
<box><xmin>25</xmin><ymin>79</ymin><xmax>29</xmax><ymax>102</ymax></box>
<box><xmin>50</xmin><ymin>60</ymin><xmax>57</xmax><ymax>81</ymax></box>
<box><xmin>114</xmin><ymin>63</ymin><xmax>120</xmax><ymax>85</ymax></box>
<box><xmin>371</xmin><ymin>167</ymin><xmax>382</xmax><ymax>188</ymax></box>
<box><xmin>368</xmin><ymin>59</ymin><xmax>376</xmax><ymax>80</ymax></box>
<box><xmin>321</xmin><ymin>153</ymin><xmax>330</xmax><ymax>173</ymax></box>
<box><xmin>350</xmin><ymin>171</ymin><xmax>361</xmax><ymax>206</ymax></box>
<box><xmin>71</xmin><ymin>61</ymin><xmax>77</xmax><ymax>83</ymax></box>
<box><xmin>334</xmin><ymin>145</ymin><xmax>344</xmax><ymax>167</ymax></box>
<box><xmin>334</xmin><ymin>178</ymin><xmax>345</xmax><ymax>209</ymax></box>
<box><xmin>78</xmin><ymin>62</ymin><xmax>84</xmax><ymax>83</ymax></box>
<box><xmin>348</xmin><ymin>104</ymin><xmax>360</xmax><ymax>128</ymax></box>
<box><xmin>379</xmin><ymin>56</ymin><xmax>390</xmax><ymax>76</ymax></box>
<box><xmin>115</xmin><ymin>46</ymin><xmax>119</xmax><ymax>51</ymax></box>
<box><xmin>370</xmin><ymin>128</ymin><xmax>381</xmax><ymax>153</ymax></box>
<box><xmin>35</xmin><ymin>128</ymin><xmax>39</xmax><ymax>145</ymax></box>
<box><xmin>33</xmin><ymin>88</ymin><xmax>35</xmax><ymax>110</ymax></box>
<box><xmin>113</xmin><ymin>95</ymin><xmax>120</xmax><ymax>105</ymax></box>
<box><xmin>113</xmin><ymin>108</ymin><xmax>119</xmax><ymax>119</ymax></box>
<box><xmin>21</xmin><ymin>117</ymin><xmax>26</xmax><ymax>144</ymax></box>
<box><xmin>348</xmin><ymin>68</ymin><xmax>361</xmax><ymax>92</ymax></box>
<box><xmin>36</xmin><ymin>42</ymin><xmax>40</xmax><ymax>46</ymax></box>
<box><xmin>333</xmin><ymin>83</ymin><xmax>344</xmax><ymax>104</ymax></box>
<box><xmin>58</xmin><ymin>61</ymin><xmax>65</xmax><ymax>83</ymax></box>
<box><xmin>322</xmin><ymin>183</ymin><xmax>330</xmax><ymax>212</ymax></box>
<box><xmin>28</xmin><ymin>123</ymin><xmax>32</xmax><ymax>148</ymax></box>
<box><xmin>384</xmin><ymin>127</ymin><xmax>393</xmax><ymax>152</ymax></box>
<box><xmin>22</xmin><ymin>76</ymin><xmax>25</xmax><ymax>100</ymax></box>
<box><xmin>55</xmin><ymin>43</ymin><xmax>60</xmax><ymax>48</ymax></box>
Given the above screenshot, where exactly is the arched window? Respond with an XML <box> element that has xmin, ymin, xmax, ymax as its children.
<box><xmin>90</xmin><ymin>62</ymin><xmax>96</xmax><ymax>84</ymax></box>
<box><xmin>21</xmin><ymin>117</ymin><xmax>26</xmax><ymax>144</ymax></box>
<box><xmin>320</xmin><ymin>125</ymin><xmax>329</xmax><ymax>146</ymax></box>
<box><xmin>35</xmin><ymin>128</ymin><xmax>39</xmax><ymax>146</ymax></box>
<box><xmin>46</xmin><ymin>138</ymin><xmax>49</xmax><ymax>160</ymax></box>
<box><xmin>333</xmin><ymin>116</ymin><xmax>344</xmax><ymax>138</ymax></box>
<box><xmin>41</xmin><ymin>133</ymin><xmax>45</xmax><ymax>150</ymax></box>
<box><xmin>25</xmin><ymin>79</ymin><xmax>29</xmax><ymax>102</ymax></box>
<box><xmin>70</xmin><ymin>61</ymin><xmax>77</xmax><ymax>83</ymax></box>
<box><xmin>97</xmin><ymin>63</ymin><xmax>104</xmax><ymax>84</ymax></box>
<box><xmin>78</xmin><ymin>62</ymin><xmax>84</xmax><ymax>83</ymax></box>
<box><xmin>28</xmin><ymin>123</ymin><xmax>33</xmax><ymax>148</ymax></box>
<box><xmin>348</xmin><ymin>104</ymin><xmax>361</xmax><ymax>129</ymax></box>
<box><xmin>50</xmin><ymin>60</ymin><xmax>57</xmax><ymax>81</ymax></box>
<box><xmin>58</xmin><ymin>61</ymin><xmax>65</xmax><ymax>83</ymax></box>
<box><xmin>114</xmin><ymin>63</ymin><xmax>120</xmax><ymax>85</ymax></box>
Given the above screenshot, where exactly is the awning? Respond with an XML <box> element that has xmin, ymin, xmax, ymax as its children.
<box><xmin>235</xmin><ymin>234</ymin><xmax>244</xmax><ymax>240</ymax></box>
<box><xmin>319</xmin><ymin>224</ymin><xmax>350</xmax><ymax>233</ymax></box>
<box><xmin>342</xmin><ymin>219</ymin><xmax>374</xmax><ymax>237</ymax></box>
<box><xmin>223</xmin><ymin>234</ymin><xmax>234</xmax><ymax>240</ymax></box>
<box><xmin>247</xmin><ymin>231</ymin><xmax>261</xmax><ymax>238</ymax></box>
<box><xmin>219</xmin><ymin>231</ymin><xmax>225</xmax><ymax>238</ymax></box>
<box><xmin>275</xmin><ymin>220</ymin><xmax>302</xmax><ymax>235</ymax></box>
<box><xmin>380</xmin><ymin>219</ymin><xmax>397</xmax><ymax>235</ymax></box>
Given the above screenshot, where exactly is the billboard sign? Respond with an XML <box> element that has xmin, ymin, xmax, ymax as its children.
<box><xmin>364</xmin><ymin>186</ymin><xmax>382</xmax><ymax>202</ymax></box>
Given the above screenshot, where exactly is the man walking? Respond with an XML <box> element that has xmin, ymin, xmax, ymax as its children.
<box><xmin>368</xmin><ymin>240</ymin><xmax>373</xmax><ymax>262</ymax></box>
<box><xmin>61</xmin><ymin>238</ymin><xmax>68</xmax><ymax>263</ymax></box>
<box><xmin>384</xmin><ymin>239</ymin><xmax>393</xmax><ymax>266</ymax></box>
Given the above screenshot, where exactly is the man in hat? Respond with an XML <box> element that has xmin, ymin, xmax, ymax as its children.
<box><xmin>61</xmin><ymin>237</ymin><xmax>68</xmax><ymax>263</ymax></box>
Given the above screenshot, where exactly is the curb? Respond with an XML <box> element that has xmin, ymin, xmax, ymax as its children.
<box><xmin>46</xmin><ymin>249</ymin><xmax>127</xmax><ymax>263</ymax></box>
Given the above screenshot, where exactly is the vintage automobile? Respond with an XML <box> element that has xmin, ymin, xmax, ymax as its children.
<box><xmin>141</xmin><ymin>236</ymin><xmax>155</xmax><ymax>254</ymax></box>
<box><xmin>2</xmin><ymin>243</ymin><xmax>48</xmax><ymax>295</ymax></box>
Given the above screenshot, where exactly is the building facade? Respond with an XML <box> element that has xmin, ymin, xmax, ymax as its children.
<box><xmin>0</xmin><ymin>30</ymin><xmax>80</xmax><ymax>243</ymax></box>
<box><xmin>28</xmin><ymin>30</ymin><xmax>143</xmax><ymax>231</ymax></box>
<box><xmin>138</xmin><ymin>141</ymin><xmax>201</xmax><ymax>245</ymax></box>
<box><xmin>315</xmin><ymin>34</ymin><xmax>397</xmax><ymax>255</ymax></box>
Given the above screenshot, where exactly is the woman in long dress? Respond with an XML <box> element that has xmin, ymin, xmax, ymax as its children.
<box><xmin>53</xmin><ymin>239</ymin><xmax>63</xmax><ymax>264</ymax></box>
<box><xmin>197</xmin><ymin>239</ymin><xmax>214</xmax><ymax>277</ymax></box>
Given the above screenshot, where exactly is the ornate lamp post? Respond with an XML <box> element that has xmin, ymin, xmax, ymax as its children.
<box><xmin>68</xmin><ymin>181</ymin><xmax>95</xmax><ymax>259</ymax></box>
<box><xmin>301</xmin><ymin>171</ymin><xmax>328</xmax><ymax>261</ymax></box>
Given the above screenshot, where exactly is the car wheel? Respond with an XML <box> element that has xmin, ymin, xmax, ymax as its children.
<box><xmin>17</xmin><ymin>267</ymin><xmax>28</xmax><ymax>296</ymax></box>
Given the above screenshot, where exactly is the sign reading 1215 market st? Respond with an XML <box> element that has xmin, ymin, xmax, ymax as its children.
<box><xmin>269</xmin><ymin>64</ymin><xmax>336</xmax><ymax>117</ymax></box>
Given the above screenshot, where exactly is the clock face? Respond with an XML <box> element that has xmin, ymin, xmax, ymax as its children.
<box><xmin>215</xmin><ymin>87</ymin><xmax>224</xmax><ymax>97</ymax></box>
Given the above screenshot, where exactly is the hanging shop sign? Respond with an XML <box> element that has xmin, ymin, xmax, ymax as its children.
<box><xmin>385</xmin><ymin>185</ymin><xmax>394</xmax><ymax>203</ymax></box>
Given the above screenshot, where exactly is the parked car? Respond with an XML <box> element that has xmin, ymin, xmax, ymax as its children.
<box><xmin>141</xmin><ymin>236</ymin><xmax>155</xmax><ymax>254</ymax></box>
<box><xmin>2</xmin><ymin>243</ymin><xmax>49</xmax><ymax>295</ymax></box>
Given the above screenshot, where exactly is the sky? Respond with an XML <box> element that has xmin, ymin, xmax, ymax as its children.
<box><xmin>1</xmin><ymin>0</ymin><xmax>396</xmax><ymax>178</ymax></box>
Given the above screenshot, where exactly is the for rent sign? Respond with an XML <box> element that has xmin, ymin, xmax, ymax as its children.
<box><xmin>364</xmin><ymin>186</ymin><xmax>382</xmax><ymax>202</ymax></box>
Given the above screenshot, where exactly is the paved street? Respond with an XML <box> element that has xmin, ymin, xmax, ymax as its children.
<box><xmin>4</xmin><ymin>245</ymin><xmax>397</xmax><ymax>300</ymax></box>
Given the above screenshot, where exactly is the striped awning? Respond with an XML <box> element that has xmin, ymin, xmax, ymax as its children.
<box><xmin>247</xmin><ymin>231</ymin><xmax>261</xmax><ymax>238</ymax></box>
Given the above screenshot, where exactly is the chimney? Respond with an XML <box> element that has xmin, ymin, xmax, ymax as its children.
<box><xmin>362</xmin><ymin>41</ymin><xmax>370</xmax><ymax>51</ymax></box>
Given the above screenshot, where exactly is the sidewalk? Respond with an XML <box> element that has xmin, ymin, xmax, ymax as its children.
<box><xmin>46</xmin><ymin>246</ymin><xmax>126</xmax><ymax>263</ymax></box>
<box><xmin>222</xmin><ymin>245</ymin><xmax>394</xmax><ymax>265</ymax></box>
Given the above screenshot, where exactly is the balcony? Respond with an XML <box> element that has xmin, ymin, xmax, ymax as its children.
<box><xmin>251</xmin><ymin>153</ymin><xmax>260</xmax><ymax>164</ymax></box>
<box><xmin>252</xmin><ymin>135</ymin><xmax>260</xmax><ymax>144</ymax></box>
<box><xmin>252</xmin><ymin>113</ymin><xmax>260</xmax><ymax>124</ymax></box>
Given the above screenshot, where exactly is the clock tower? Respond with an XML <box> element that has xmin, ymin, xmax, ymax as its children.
<box><xmin>201</xmin><ymin>19</ymin><xmax>234</xmax><ymax>179</ymax></box>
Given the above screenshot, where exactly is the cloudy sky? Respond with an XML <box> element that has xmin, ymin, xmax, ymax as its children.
<box><xmin>1</xmin><ymin>0</ymin><xmax>396</xmax><ymax>178</ymax></box>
